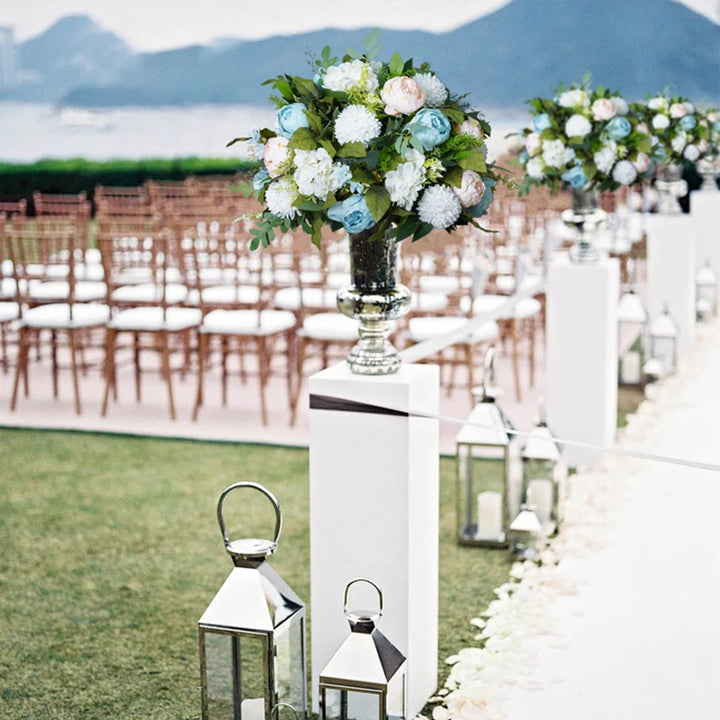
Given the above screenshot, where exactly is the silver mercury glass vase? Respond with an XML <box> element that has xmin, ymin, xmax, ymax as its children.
<box><xmin>561</xmin><ymin>187</ymin><xmax>608</xmax><ymax>263</ymax></box>
<box><xmin>655</xmin><ymin>163</ymin><xmax>689</xmax><ymax>214</ymax></box>
<box><xmin>336</xmin><ymin>227</ymin><xmax>412</xmax><ymax>375</ymax></box>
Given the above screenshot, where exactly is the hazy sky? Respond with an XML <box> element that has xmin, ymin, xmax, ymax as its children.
<box><xmin>2</xmin><ymin>0</ymin><xmax>718</xmax><ymax>51</ymax></box>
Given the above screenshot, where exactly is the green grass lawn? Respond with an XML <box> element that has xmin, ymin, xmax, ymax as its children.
<box><xmin>0</xmin><ymin>429</ymin><xmax>513</xmax><ymax>719</ymax></box>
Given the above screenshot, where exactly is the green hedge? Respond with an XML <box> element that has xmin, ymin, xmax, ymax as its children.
<box><xmin>0</xmin><ymin>157</ymin><xmax>258</xmax><ymax>214</ymax></box>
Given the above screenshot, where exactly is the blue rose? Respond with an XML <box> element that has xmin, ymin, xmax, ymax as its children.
<box><xmin>406</xmin><ymin>108</ymin><xmax>451</xmax><ymax>150</ymax></box>
<box><xmin>606</xmin><ymin>116</ymin><xmax>632</xmax><ymax>141</ymax></box>
<box><xmin>680</xmin><ymin>114</ymin><xmax>697</xmax><ymax>131</ymax></box>
<box><xmin>277</xmin><ymin>103</ymin><xmax>310</xmax><ymax>139</ymax></box>
<box><xmin>252</xmin><ymin>167</ymin><xmax>271</xmax><ymax>193</ymax></box>
<box><xmin>533</xmin><ymin>113</ymin><xmax>551</xmax><ymax>132</ymax></box>
<box><xmin>561</xmin><ymin>165</ymin><xmax>588</xmax><ymax>189</ymax></box>
<box><xmin>519</xmin><ymin>150</ymin><xmax>529</xmax><ymax>164</ymax></box>
<box><xmin>714</xmin><ymin>121</ymin><xmax>720</xmax><ymax>134</ymax></box>
<box><xmin>327</xmin><ymin>195</ymin><xmax>376</xmax><ymax>234</ymax></box>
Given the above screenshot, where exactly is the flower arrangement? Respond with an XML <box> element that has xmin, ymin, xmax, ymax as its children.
<box><xmin>517</xmin><ymin>79</ymin><xmax>652</xmax><ymax>195</ymax></box>
<box><xmin>230</xmin><ymin>32</ymin><xmax>506</xmax><ymax>250</ymax></box>
<box><xmin>631</xmin><ymin>93</ymin><xmax>714</xmax><ymax>168</ymax></box>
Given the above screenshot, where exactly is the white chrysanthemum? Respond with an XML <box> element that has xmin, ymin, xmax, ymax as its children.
<box><xmin>293</xmin><ymin>148</ymin><xmax>347</xmax><ymax>200</ymax></box>
<box><xmin>385</xmin><ymin>149</ymin><xmax>426</xmax><ymax>211</ymax></box>
<box><xmin>322</xmin><ymin>59</ymin><xmax>378</xmax><ymax>94</ymax></box>
<box><xmin>265</xmin><ymin>177</ymin><xmax>300</xmax><ymax>219</ymax></box>
<box><xmin>526</xmin><ymin>157</ymin><xmax>545</xmax><ymax>179</ymax></box>
<box><xmin>334</xmin><ymin>104</ymin><xmax>382</xmax><ymax>145</ymax></box>
<box><xmin>594</xmin><ymin>143</ymin><xmax>617</xmax><ymax>174</ymax></box>
<box><xmin>542</xmin><ymin>139</ymin><xmax>567</xmax><ymax>168</ymax></box>
<box><xmin>565</xmin><ymin>114</ymin><xmax>592</xmax><ymax>138</ymax></box>
<box><xmin>413</xmin><ymin>72</ymin><xmax>448</xmax><ymax>107</ymax></box>
<box><xmin>652</xmin><ymin>113</ymin><xmax>670</xmax><ymax>130</ymax></box>
<box><xmin>417</xmin><ymin>184</ymin><xmax>462</xmax><ymax>228</ymax></box>
<box><xmin>557</xmin><ymin>89</ymin><xmax>589</xmax><ymax>108</ymax></box>
<box><xmin>683</xmin><ymin>144</ymin><xmax>701</xmax><ymax>161</ymax></box>
<box><xmin>612</xmin><ymin>160</ymin><xmax>638</xmax><ymax>186</ymax></box>
<box><xmin>671</xmin><ymin>131</ymin><xmax>688</xmax><ymax>154</ymax></box>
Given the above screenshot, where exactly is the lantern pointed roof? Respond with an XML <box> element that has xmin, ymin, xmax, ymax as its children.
<box><xmin>319</xmin><ymin>629</ymin><xmax>405</xmax><ymax>691</ymax></box>
<box><xmin>455</xmin><ymin>400</ymin><xmax>514</xmax><ymax>447</ymax></box>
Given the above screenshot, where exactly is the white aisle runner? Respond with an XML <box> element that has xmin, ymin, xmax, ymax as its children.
<box><xmin>502</xmin><ymin>316</ymin><xmax>720</xmax><ymax>718</ymax></box>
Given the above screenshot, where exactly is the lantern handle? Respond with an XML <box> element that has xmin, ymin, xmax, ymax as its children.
<box><xmin>271</xmin><ymin>703</ymin><xmax>300</xmax><ymax>720</ymax></box>
<box><xmin>216</xmin><ymin>482</ymin><xmax>283</xmax><ymax>549</ymax></box>
<box><xmin>479</xmin><ymin>346</ymin><xmax>497</xmax><ymax>400</ymax></box>
<box><xmin>343</xmin><ymin>577</ymin><xmax>383</xmax><ymax>619</ymax></box>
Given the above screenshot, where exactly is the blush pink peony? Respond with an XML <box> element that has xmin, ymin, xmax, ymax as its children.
<box><xmin>452</xmin><ymin>170</ymin><xmax>486</xmax><ymax>207</ymax></box>
<box><xmin>263</xmin><ymin>136</ymin><xmax>291</xmax><ymax>178</ymax></box>
<box><xmin>591</xmin><ymin>98</ymin><xmax>617</xmax><ymax>121</ymax></box>
<box><xmin>381</xmin><ymin>76</ymin><xmax>425</xmax><ymax>116</ymax></box>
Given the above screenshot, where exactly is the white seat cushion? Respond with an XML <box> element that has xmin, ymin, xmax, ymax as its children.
<box><xmin>29</xmin><ymin>280</ymin><xmax>107</xmax><ymax>302</ymax></box>
<box><xmin>408</xmin><ymin>316</ymin><xmax>499</xmax><ymax>344</ymax></box>
<box><xmin>111</xmin><ymin>282</ymin><xmax>187</xmax><ymax>305</ymax></box>
<box><xmin>200</xmin><ymin>309</ymin><xmax>296</xmax><ymax>336</ymax></box>
<box><xmin>109</xmin><ymin>306</ymin><xmax>201</xmax><ymax>332</ymax></box>
<box><xmin>21</xmin><ymin>302</ymin><xmax>110</xmax><ymax>329</ymax></box>
<box><xmin>1</xmin><ymin>277</ymin><xmax>16</xmax><ymax>299</ymax></box>
<box><xmin>0</xmin><ymin>301</ymin><xmax>20</xmax><ymax>322</ymax></box>
<box><xmin>410</xmin><ymin>292</ymin><xmax>449</xmax><ymax>314</ymax></box>
<box><xmin>188</xmin><ymin>284</ymin><xmax>261</xmax><ymax>307</ymax></box>
<box><xmin>274</xmin><ymin>287</ymin><xmax>337</xmax><ymax>311</ymax></box>
<box><xmin>299</xmin><ymin>312</ymin><xmax>360</xmax><ymax>342</ymax></box>
<box><xmin>462</xmin><ymin>293</ymin><xmax>541</xmax><ymax>320</ymax></box>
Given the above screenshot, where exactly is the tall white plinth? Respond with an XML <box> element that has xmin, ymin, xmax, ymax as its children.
<box><xmin>546</xmin><ymin>257</ymin><xmax>619</xmax><ymax>468</ymax></box>
<box><xmin>646</xmin><ymin>214</ymin><xmax>697</xmax><ymax>353</ymax></box>
<box><xmin>309</xmin><ymin>362</ymin><xmax>439</xmax><ymax>718</ymax></box>
<box><xmin>691</xmin><ymin>188</ymin><xmax>720</xmax><ymax>273</ymax></box>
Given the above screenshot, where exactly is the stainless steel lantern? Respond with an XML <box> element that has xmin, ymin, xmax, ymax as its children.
<box><xmin>696</xmin><ymin>261</ymin><xmax>718</xmax><ymax>320</ymax></box>
<box><xmin>456</xmin><ymin>348</ymin><xmax>523</xmax><ymax>547</ymax></box>
<box><xmin>521</xmin><ymin>409</ymin><xmax>567</xmax><ymax>537</ymax></box>
<box><xmin>198</xmin><ymin>482</ymin><xmax>307</xmax><ymax>720</ymax></box>
<box><xmin>649</xmin><ymin>307</ymin><xmax>679</xmax><ymax>377</ymax></box>
<box><xmin>319</xmin><ymin>579</ymin><xmax>407</xmax><ymax>720</ymax></box>
<box><xmin>617</xmin><ymin>288</ymin><xmax>649</xmax><ymax>387</ymax></box>
<box><xmin>508</xmin><ymin>505</ymin><xmax>545</xmax><ymax>562</ymax></box>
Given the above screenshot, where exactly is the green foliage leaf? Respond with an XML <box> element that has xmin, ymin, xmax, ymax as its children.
<box><xmin>338</xmin><ymin>142</ymin><xmax>367</xmax><ymax>158</ymax></box>
<box><xmin>458</xmin><ymin>151</ymin><xmax>487</xmax><ymax>173</ymax></box>
<box><xmin>443</xmin><ymin>108</ymin><xmax>465</xmax><ymax>125</ymax></box>
<box><xmin>389</xmin><ymin>51</ymin><xmax>404</xmax><ymax>76</ymax></box>
<box><xmin>273</xmin><ymin>78</ymin><xmax>295</xmax><ymax>101</ymax></box>
<box><xmin>288</xmin><ymin>128</ymin><xmax>317</xmax><ymax>151</ymax></box>
<box><xmin>395</xmin><ymin>219</ymin><xmax>418</xmax><ymax>242</ymax></box>
<box><xmin>226</xmin><ymin>136</ymin><xmax>248</xmax><ymax>148</ymax></box>
<box><xmin>411</xmin><ymin>222</ymin><xmax>434</xmax><ymax>242</ymax></box>
<box><xmin>443</xmin><ymin>166</ymin><xmax>465</xmax><ymax>188</ymax></box>
<box><xmin>365</xmin><ymin>185</ymin><xmax>391</xmax><ymax>222</ymax></box>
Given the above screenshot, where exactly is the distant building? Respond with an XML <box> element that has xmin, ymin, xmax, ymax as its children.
<box><xmin>0</xmin><ymin>26</ymin><xmax>18</xmax><ymax>87</ymax></box>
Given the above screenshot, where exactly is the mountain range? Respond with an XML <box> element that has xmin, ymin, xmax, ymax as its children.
<box><xmin>4</xmin><ymin>0</ymin><xmax>719</xmax><ymax>110</ymax></box>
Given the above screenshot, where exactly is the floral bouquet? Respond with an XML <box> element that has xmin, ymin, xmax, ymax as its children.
<box><xmin>631</xmin><ymin>93</ymin><xmax>713</xmax><ymax>168</ymax></box>
<box><xmin>517</xmin><ymin>80</ymin><xmax>652</xmax><ymax>195</ymax></box>
<box><xmin>230</xmin><ymin>32</ymin><xmax>505</xmax><ymax>250</ymax></box>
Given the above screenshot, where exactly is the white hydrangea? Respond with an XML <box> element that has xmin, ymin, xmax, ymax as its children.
<box><xmin>293</xmin><ymin>148</ymin><xmax>349</xmax><ymax>200</ymax></box>
<box><xmin>648</xmin><ymin>96</ymin><xmax>668</xmax><ymax>111</ymax></box>
<box><xmin>652</xmin><ymin>113</ymin><xmax>670</xmax><ymax>130</ymax></box>
<box><xmin>413</xmin><ymin>72</ymin><xmax>448</xmax><ymax>107</ymax></box>
<box><xmin>557</xmin><ymin>89</ymin><xmax>589</xmax><ymax>109</ymax></box>
<box><xmin>612</xmin><ymin>160</ymin><xmax>637</xmax><ymax>186</ymax></box>
<box><xmin>611</xmin><ymin>96</ymin><xmax>629</xmax><ymax>115</ymax></box>
<box><xmin>594</xmin><ymin>142</ymin><xmax>617</xmax><ymax>174</ymax></box>
<box><xmin>671</xmin><ymin>131</ymin><xmax>688</xmax><ymax>154</ymax></box>
<box><xmin>322</xmin><ymin>59</ymin><xmax>379</xmax><ymax>94</ymax></box>
<box><xmin>385</xmin><ymin>149</ymin><xmax>426</xmax><ymax>211</ymax></box>
<box><xmin>684</xmin><ymin>144</ymin><xmax>701</xmax><ymax>161</ymax></box>
<box><xmin>334</xmin><ymin>104</ymin><xmax>382</xmax><ymax>145</ymax></box>
<box><xmin>417</xmin><ymin>184</ymin><xmax>462</xmax><ymax>228</ymax></box>
<box><xmin>542</xmin><ymin>139</ymin><xmax>568</xmax><ymax>168</ymax></box>
<box><xmin>265</xmin><ymin>177</ymin><xmax>300</xmax><ymax>219</ymax></box>
<box><xmin>526</xmin><ymin>157</ymin><xmax>545</xmax><ymax>179</ymax></box>
<box><xmin>565</xmin><ymin>114</ymin><xmax>592</xmax><ymax>138</ymax></box>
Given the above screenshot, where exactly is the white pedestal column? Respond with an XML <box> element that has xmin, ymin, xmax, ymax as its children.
<box><xmin>691</xmin><ymin>187</ymin><xmax>720</xmax><ymax>273</ymax></box>
<box><xmin>646</xmin><ymin>214</ymin><xmax>697</xmax><ymax>353</ymax></box>
<box><xmin>546</xmin><ymin>256</ymin><xmax>619</xmax><ymax>468</ymax></box>
<box><xmin>309</xmin><ymin>362</ymin><xmax>439</xmax><ymax>718</ymax></box>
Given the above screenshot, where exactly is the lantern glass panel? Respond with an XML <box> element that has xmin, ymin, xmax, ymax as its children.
<box><xmin>201</xmin><ymin>630</ymin><xmax>268</xmax><ymax>720</ymax></box>
<box><xmin>523</xmin><ymin>460</ymin><xmax>557</xmax><ymax>534</ymax></box>
<box><xmin>618</xmin><ymin>335</ymin><xmax>645</xmax><ymax>385</ymax></box>
<box><xmin>387</xmin><ymin>669</ymin><xmax>406</xmax><ymax>720</ymax></box>
<box><xmin>652</xmin><ymin>336</ymin><xmax>676</xmax><ymax>375</ymax></box>
<box><xmin>322</xmin><ymin>688</ymin><xmax>381</xmax><ymax>720</ymax></box>
<box><xmin>274</xmin><ymin>615</ymin><xmax>306</xmax><ymax>711</ymax></box>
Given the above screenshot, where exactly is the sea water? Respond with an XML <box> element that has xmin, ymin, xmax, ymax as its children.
<box><xmin>0</xmin><ymin>102</ymin><xmax>528</xmax><ymax>163</ymax></box>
